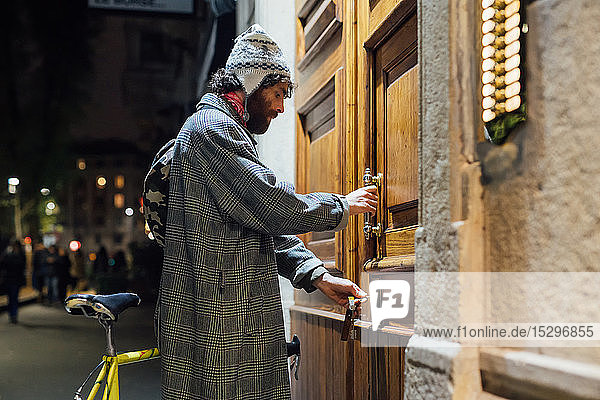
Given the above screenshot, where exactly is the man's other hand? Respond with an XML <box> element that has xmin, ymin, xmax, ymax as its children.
<box><xmin>346</xmin><ymin>186</ymin><xmax>378</xmax><ymax>216</ymax></box>
<box><xmin>313</xmin><ymin>273</ymin><xmax>367</xmax><ymax>309</ymax></box>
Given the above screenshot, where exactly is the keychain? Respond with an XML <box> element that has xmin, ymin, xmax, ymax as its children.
<box><xmin>341</xmin><ymin>296</ymin><xmax>365</xmax><ymax>341</ymax></box>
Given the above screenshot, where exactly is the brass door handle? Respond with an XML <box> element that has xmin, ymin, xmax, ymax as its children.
<box><xmin>363</xmin><ymin>168</ymin><xmax>383</xmax><ymax>240</ymax></box>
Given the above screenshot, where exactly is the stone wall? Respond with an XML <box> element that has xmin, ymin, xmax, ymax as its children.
<box><xmin>409</xmin><ymin>0</ymin><xmax>600</xmax><ymax>398</ymax></box>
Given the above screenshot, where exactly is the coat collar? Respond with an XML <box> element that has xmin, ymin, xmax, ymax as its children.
<box><xmin>196</xmin><ymin>93</ymin><xmax>258</xmax><ymax>146</ymax></box>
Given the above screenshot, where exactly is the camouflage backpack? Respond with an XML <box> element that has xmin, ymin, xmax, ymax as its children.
<box><xmin>142</xmin><ymin>138</ymin><xmax>175</xmax><ymax>248</ymax></box>
<box><xmin>143</xmin><ymin>104</ymin><xmax>222</xmax><ymax>247</ymax></box>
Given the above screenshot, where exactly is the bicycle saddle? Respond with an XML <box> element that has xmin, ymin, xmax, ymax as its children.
<box><xmin>65</xmin><ymin>293</ymin><xmax>141</xmax><ymax>321</ymax></box>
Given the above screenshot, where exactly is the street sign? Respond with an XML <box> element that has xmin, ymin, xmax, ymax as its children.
<box><xmin>88</xmin><ymin>0</ymin><xmax>194</xmax><ymax>15</ymax></box>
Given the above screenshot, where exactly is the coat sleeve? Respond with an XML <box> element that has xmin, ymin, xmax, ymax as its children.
<box><xmin>191</xmin><ymin>116</ymin><xmax>349</xmax><ymax>236</ymax></box>
<box><xmin>274</xmin><ymin>235</ymin><xmax>328</xmax><ymax>293</ymax></box>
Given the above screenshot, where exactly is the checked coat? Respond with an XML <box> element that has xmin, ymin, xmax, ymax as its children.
<box><xmin>157</xmin><ymin>93</ymin><xmax>349</xmax><ymax>400</ymax></box>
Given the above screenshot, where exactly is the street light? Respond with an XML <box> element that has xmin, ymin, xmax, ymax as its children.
<box><xmin>7</xmin><ymin>177</ymin><xmax>22</xmax><ymax>238</ymax></box>
<box><xmin>8</xmin><ymin>177</ymin><xmax>19</xmax><ymax>194</ymax></box>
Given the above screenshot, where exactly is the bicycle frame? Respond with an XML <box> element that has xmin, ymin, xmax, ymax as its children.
<box><xmin>78</xmin><ymin>348</ymin><xmax>160</xmax><ymax>400</ymax></box>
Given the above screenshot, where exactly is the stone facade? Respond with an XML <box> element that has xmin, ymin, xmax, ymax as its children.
<box><xmin>409</xmin><ymin>0</ymin><xmax>600</xmax><ymax>398</ymax></box>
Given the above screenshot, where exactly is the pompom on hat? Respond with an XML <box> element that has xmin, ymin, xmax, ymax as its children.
<box><xmin>225</xmin><ymin>24</ymin><xmax>292</xmax><ymax>97</ymax></box>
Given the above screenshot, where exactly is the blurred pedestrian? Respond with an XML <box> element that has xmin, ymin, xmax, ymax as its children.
<box><xmin>44</xmin><ymin>245</ymin><xmax>59</xmax><ymax>304</ymax></box>
<box><xmin>93</xmin><ymin>247</ymin><xmax>108</xmax><ymax>276</ymax></box>
<box><xmin>56</xmin><ymin>247</ymin><xmax>71</xmax><ymax>302</ymax></box>
<box><xmin>70</xmin><ymin>248</ymin><xmax>85</xmax><ymax>291</ymax></box>
<box><xmin>32</xmin><ymin>242</ymin><xmax>47</xmax><ymax>302</ymax></box>
<box><xmin>0</xmin><ymin>241</ymin><xmax>26</xmax><ymax>323</ymax></box>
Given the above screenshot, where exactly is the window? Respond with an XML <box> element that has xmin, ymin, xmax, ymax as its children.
<box><xmin>114</xmin><ymin>193</ymin><xmax>125</xmax><ymax>208</ymax></box>
<box><xmin>115</xmin><ymin>175</ymin><xmax>125</xmax><ymax>189</ymax></box>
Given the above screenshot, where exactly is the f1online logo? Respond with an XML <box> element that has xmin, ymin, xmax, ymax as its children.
<box><xmin>369</xmin><ymin>279</ymin><xmax>411</xmax><ymax>332</ymax></box>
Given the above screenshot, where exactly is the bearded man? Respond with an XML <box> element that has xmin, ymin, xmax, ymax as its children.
<box><xmin>158</xmin><ymin>24</ymin><xmax>377</xmax><ymax>400</ymax></box>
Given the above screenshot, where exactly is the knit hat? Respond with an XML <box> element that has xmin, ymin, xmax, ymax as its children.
<box><xmin>225</xmin><ymin>24</ymin><xmax>292</xmax><ymax>97</ymax></box>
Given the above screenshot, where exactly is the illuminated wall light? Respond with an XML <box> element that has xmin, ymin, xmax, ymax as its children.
<box><xmin>505</xmin><ymin>1</ymin><xmax>520</xmax><ymax>18</ymax></box>
<box><xmin>125</xmin><ymin>207</ymin><xmax>134</xmax><ymax>217</ymax></box>
<box><xmin>482</xmin><ymin>71</ymin><xmax>496</xmax><ymax>85</ymax></box>
<box><xmin>505</xmin><ymin>26</ymin><xmax>520</xmax><ymax>45</ymax></box>
<box><xmin>482</xmin><ymin>96</ymin><xmax>496</xmax><ymax>110</ymax></box>
<box><xmin>482</xmin><ymin>7</ymin><xmax>496</xmax><ymax>21</ymax></box>
<box><xmin>482</xmin><ymin>32</ymin><xmax>496</xmax><ymax>46</ymax></box>
<box><xmin>505</xmin><ymin>81</ymin><xmax>521</xmax><ymax>98</ymax></box>
<box><xmin>482</xmin><ymin>45</ymin><xmax>495</xmax><ymax>59</ymax></box>
<box><xmin>505</xmin><ymin>41</ymin><xmax>520</xmax><ymax>59</ymax></box>
<box><xmin>483</xmin><ymin>109</ymin><xmax>496</xmax><ymax>123</ymax></box>
<box><xmin>481</xmin><ymin>0</ymin><xmax>524</xmax><ymax>142</ymax></box>
<box><xmin>505</xmin><ymin>68</ymin><xmax>520</xmax><ymax>85</ymax></box>
<box><xmin>505</xmin><ymin>54</ymin><xmax>520</xmax><ymax>71</ymax></box>
<box><xmin>482</xmin><ymin>58</ymin><xmax>496</xmax><ymax>72</ymax></box>
<box><xmin>77</xmin><ymin>159</ymin><xmax>86</xmax><ymax>170</ymax></box>
<box><xmin>505</xmin><ymin>13</ymin><xmax>520</xmax><ymax>32</ymax></box>
<box><xmin>505</xmin><ymin>95</ymin><xmax>521</xmax><ymax>112</ymax></box>
<box><xmin>482</xmin><ymin>84</ymin><xmax>496</xmax><ymax>97</ymax></box>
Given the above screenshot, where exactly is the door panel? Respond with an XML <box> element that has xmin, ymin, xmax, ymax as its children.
<box><xmin>385</xmin><ymin>66</ymin><xmax>418</xmax><ymax>208</ymax></box>
<box><xmin>373</xmin><ymin>8</ymin><xmax>418</xmax><ymax>261</ymax></box>
<box><xmin>292</xmin><ymin>0</ymin><xmax>418</xmax><ymax>398</ymax></box>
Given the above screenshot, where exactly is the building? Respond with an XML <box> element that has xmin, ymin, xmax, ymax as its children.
<box><xmin>62</xmin><ymin>139</ymin><xmax>148</xmax><ymax>254</ymax></box>
<box><xmin>60</xmin><ymin>1</ymin><xmax>213</xmax><ymax>256</ymax></box>
<box><xmin>239</xmin><ymin>0</ymin><xmax>600</xmax><ymax>399</ymax></box>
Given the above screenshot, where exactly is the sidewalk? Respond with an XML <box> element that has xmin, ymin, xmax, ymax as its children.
<box><xmin>0</xmin><ymin>286</ymin><xmax>39</xmax><ymax>310</ymax></box>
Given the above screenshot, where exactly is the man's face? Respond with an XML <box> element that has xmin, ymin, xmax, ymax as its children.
<box><xmin>246</xmin><ymin>82</ymin><xmax>288</xmax><ymax>135</ymax></box>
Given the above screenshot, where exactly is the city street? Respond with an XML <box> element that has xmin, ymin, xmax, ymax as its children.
<box><xmin>0</xmin><ymin>301</ymin><xmax>160</xmax><ymax>400</ymax></box>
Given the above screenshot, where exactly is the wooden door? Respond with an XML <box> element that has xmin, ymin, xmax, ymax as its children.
<box><xmin>366</xmin><ymin>0</ymin><xmax>418</xmax><ymax>268</ymax></box>
<box><xmin>291</xmin><ymin>0</ymin><xmax>418</xmax><ymax>399</ymax></box>
<box><xmin>354</xmin><ymin>1</ymin><xmax>419</xmax><ymax>398</ymax></box>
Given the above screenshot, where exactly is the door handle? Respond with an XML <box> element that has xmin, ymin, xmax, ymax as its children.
<box><xmin>362</xmin><ymin>168</ymin><xmax>383</xmax><ymax>240</ymax></box>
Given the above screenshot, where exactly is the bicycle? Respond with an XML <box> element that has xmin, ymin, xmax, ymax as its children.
<box><xmin>64</xmin><ymin>292</ymin><xmax>301</xmax><ymax>400</ymax></box>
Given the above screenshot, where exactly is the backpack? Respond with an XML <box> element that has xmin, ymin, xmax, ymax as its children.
<box><xmin>142</xmin><ymin>138</ymin><xmax>175</xmax><ymax>248</ymax></box>
<box><xmin>142</xmin><ymin>104</ymin><xmax>222</xmax><ymax>247</ymax></box>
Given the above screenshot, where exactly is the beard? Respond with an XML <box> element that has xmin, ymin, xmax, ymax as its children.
<box><xmin>246</xmin><ymin>90</ymin><xmax>277</xmax><ymax>135</ymax></box>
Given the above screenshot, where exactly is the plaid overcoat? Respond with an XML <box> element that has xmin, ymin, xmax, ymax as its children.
<box><xmin>158</xmin><ymin>93</ymin><xmax>349</xmax><ymax>400</ymax></box>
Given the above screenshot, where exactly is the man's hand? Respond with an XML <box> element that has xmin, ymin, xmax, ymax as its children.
<box><xmin>313</xmin><ymin>273</ymin><xmax>367</xmax><ymax>309</ymax></box>
<box><xmin>345</xmin><ymin>185</ymin><xmax>378</xmax><ymax>216</ymax></box>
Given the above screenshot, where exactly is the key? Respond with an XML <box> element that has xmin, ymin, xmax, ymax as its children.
<box><xmin>341</xmin><ymin>296</ymin><xmax>356</xmax><ymax>341</ymax></box>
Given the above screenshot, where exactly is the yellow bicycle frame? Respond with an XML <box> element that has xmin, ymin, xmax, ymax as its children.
<box><xmin>85</xmin><ymin>348</ymin><xmax>160</xmax><ymax>400</ymax></box>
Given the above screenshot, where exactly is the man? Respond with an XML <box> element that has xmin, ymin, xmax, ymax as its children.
<box><xmin>158</xmin><ymin>24</ymin><xmax>378</xmax><ymax>399</ymax></box>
